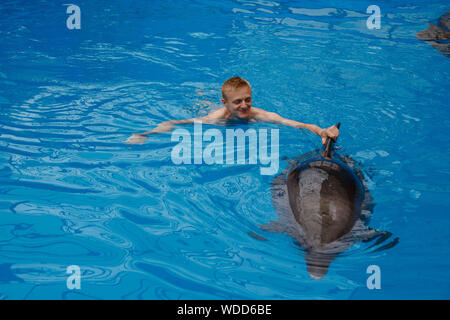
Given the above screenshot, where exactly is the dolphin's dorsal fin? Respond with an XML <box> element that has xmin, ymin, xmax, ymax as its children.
<box><xmin>322</xmin><ymin>122</ymin><xmax>341</xmax><ymax>159</ymax></box>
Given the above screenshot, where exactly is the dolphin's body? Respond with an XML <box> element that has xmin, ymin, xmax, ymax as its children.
<box><xmin>416</xmin><ymin>11</ymin><xmax>450</xmax><ymax>57</ymax></box>
<box><xmin>259</xmin><ymin>139</ymin><xmax>398</xmax><ymax>280</ymax></box>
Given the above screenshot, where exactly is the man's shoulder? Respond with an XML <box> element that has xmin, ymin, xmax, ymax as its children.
<box><xmin>251</xmin><ymin>107</ymin><xmax>278</xmax><ymax>119</ymax></box>
<box><xmin>251</xmin><ymin>107</ymin><xmax>266</xmax><ymax>113</ymax></box>
<box><xmin>202</xmin><ymin>107</ymin><xmax>228</xmax><ymax>120</ymax></box>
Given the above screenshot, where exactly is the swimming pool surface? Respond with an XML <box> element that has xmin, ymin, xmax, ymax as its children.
<box><xmin>0</xmin><ymin>0</ymin><xmax>449</xmax><ymax>299</ymax></box>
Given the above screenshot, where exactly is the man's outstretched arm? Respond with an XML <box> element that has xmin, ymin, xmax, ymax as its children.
<box><xmin>255</xmin><ymin>110</ymin><xmax>339</xmax><ymax>145</ymax></box>
<box><xmin>140</xmin><ymin>119</ymin><xmax>197</xmax><ymax>135</ymax></box>
<box><xmin>124</xmin><ymin>118</ymin><xmax>197</xmax><ymax>145</ymax></box>
<box><xmin>124</xmin><ymin>111</ymin><xmax>224</xmax><ymax>145</ymax></box>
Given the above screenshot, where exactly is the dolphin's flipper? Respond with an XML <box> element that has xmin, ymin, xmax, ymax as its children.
<box><xmin>364</xmin><ymin>229</ymin><xmax>399</xmax><ymax>251</ymax></box>
<box><xmin>353</xmin><ymin>225</ymin><xmax>399</xmax><ymax>252</ymax></box>
<box><xmin>247</xmin><ymin>231</ymin><xmax>268</xmax><ymax>241</ymax></box>
<box><xmin>371</xmin><ymin>236</ymin><xmax>400</xmax><ymax>252</ymax></box>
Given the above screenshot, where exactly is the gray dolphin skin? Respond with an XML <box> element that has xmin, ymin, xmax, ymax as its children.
<box><xmin>416</xmin><ymin>11</ymin><xmax>450</xmax><ymax>57</ymax></box>
<box><xmin>258</xmin><ymin>124</ymin><xmax>398</xmax><ymax>280</ymax></box>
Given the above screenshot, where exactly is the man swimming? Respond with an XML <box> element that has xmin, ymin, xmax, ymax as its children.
<box><xmin>125</xmin><ymin>76</ymin><xmax>339</xmax><ymax>145</ymax></box>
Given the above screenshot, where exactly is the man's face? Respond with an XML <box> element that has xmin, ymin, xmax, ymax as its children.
<box><xmin>222</xmin><ymin>86</ymin><xmax>252</xmax><ymax>119</ymax></box>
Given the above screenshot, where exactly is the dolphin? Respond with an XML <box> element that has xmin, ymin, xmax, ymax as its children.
<box><xmin>416</xmin><ymin>11</ymin><xmax>450</xmax><ymax>57</ymax></box>
<box><xmin>256</xmin><ymin>123</ymin><xmax>399</xmax><ymax>280</ymax></box>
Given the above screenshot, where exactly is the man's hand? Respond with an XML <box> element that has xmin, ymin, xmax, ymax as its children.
<box><xmin>124</xmin><ymin>133</ymin><xmax>148</xmax><ymax>145</ymax></box>
<box><xmin>319</xmin><ymin>125</ymin><xmax>340</xmax><ymax>145</ymax></box>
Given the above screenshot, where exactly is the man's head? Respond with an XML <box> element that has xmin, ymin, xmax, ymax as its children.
<box><xmin>221</xmin><ymin>76</ymin><xmax>252</xmax><ymax>119</ymax></box>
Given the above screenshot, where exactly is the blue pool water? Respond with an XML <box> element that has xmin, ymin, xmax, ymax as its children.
<box><xmin>0</xmin><ymin>0</ymin><xmax>449</xmax><ymax>299</ymax></box>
